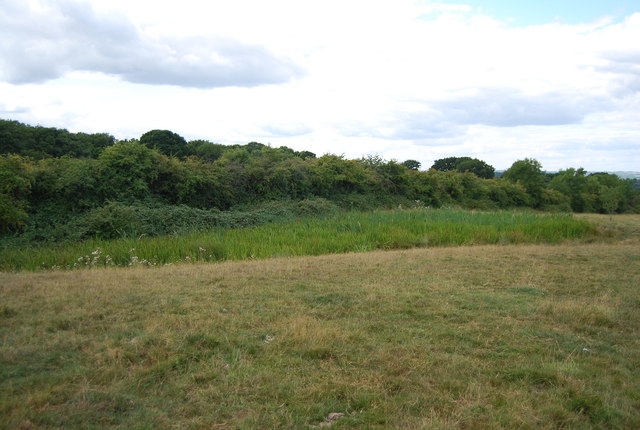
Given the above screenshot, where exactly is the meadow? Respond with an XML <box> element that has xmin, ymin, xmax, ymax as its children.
<box><xmin>1</xmin><ymin>209</ymin><xmax>596</xmax><ymax>271</ymax></box>
<box><xmin>1</xmin><ymin>212</ymin><xmax>639</xmax><ymax>428</ymax></box>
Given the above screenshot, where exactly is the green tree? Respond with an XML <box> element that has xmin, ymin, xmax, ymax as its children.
<box><xmin>431</xmin><ymin>156</ymin><xmax>495</xmax><ymax>179</ymax></box>
<box><xmin>1</xmin><ymin>119</ymin><xmax>114</xmax><ymax>159</ymax></box>
<box><xmin>486</xmin><ymin>179</ymin><xmax>532</xmax><ymax>208</ymax></box>
<box><xmin>140</xmin><ymin>130</ymin><xmax>188</xmax><ymax>158</ymax></box>
<box><xmin>185</xmin><ymin>140</ymin><xmax>225</xmax><ymax>162</ymax></box>
<box><xmin>589</xmin><ymin>173</ymin><xmax>634</xmax><ymax>214</ymax></box>
<box><xmin>31</xmin><ymin>157</ymin><xmax>101</xmax><ymax>213</ymax></box>
<box><xmin>456</xmin><ymin>158</ymin><xmax>495</xmax><ymax>179</ymax></box>
<box><xmin>431</xmin><ymin>157</ymin><xmax>471</xmax><ymax>172</ymax></box>
<box><xmin>310</xmin><ymin>155</ymin><xmax>369</xmax><ymax>197</ymax></box>
<box><xmin>599</xmin><ymin>186</ymin><xmax>623</xmax><ymax>215</ymax></box>
<box><xmin>549</xmin><ymin>168</ymin><xmax>589</xmax><ymax>212</ymax></box>
<box><xmin>151</xmin><ymin>156</ymin><xmax>232</xmax><ymax>209</ymax></box>
<box><xmin>402</xmin><ymin>159</ymin><xmax>421</xmax><ymax>170</ymax></box>
<box><xmin>68</xmin><ymin>132</ymin><xmax>115</xmax><ymax>158</ymax></box>
<box><xmin>98</xmin><ymin>140</ymin><xmax>162</xmax><ymax>201</ymax></box>
<box><xmin>0</xmin><ymin>119</ymin><xmax>34</xmax><ymax>155</ymax></box>
<box><xmin>245</xmin><ymin>141</ymin><xmax>267</xmax><ymax>153</ymax></box>
<box><xmin>503</xmin><ymin>158</ymin><xmax>545</xmax><ymax>207</ymax></box>
<box><xmin>0</xmin><ymin>155</ymin><xmax>33</xmax><ymax>232</ymax></box>
<box><xmin>296</xmin><ymin>150</ymin><xmax>316</xmax><ymax>160</ymax></box>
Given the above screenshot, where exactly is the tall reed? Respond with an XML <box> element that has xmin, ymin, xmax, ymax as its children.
<box><xmin>0</xmin><ymin>209</ymin><xmax>596</xmax><ymax>271</ymax></box>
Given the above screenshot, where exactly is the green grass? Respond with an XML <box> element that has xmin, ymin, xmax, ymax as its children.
<box><xmin>0</xmin><ymin>208</ymin><xmax>596</xmax><ymax>271</ymax></box>
<box><xmin>1</xmin><ymin>235</ymin><xmax>639</xmax><ymax>428</ymax></box>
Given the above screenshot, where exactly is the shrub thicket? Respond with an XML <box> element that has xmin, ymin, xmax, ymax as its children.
<box><xmin>1</xmin><ymin>120</ymin><xmax>638</xmax><ymax>245</ymax></box>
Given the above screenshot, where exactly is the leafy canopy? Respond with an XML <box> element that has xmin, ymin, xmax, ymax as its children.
<box><xmin>431</xmin><ymin>156</ymin><xmax>495</xmax><ymax>179</ymax></box>
<box><xmin>140</xmin><ymin>130</ymin><xmax>188</xmax><ymax>157</ymax></box>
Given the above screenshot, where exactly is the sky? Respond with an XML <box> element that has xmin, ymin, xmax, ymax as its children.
<box><xmin>1</xmin><ymin>0</ymin><xmax>639</xmax><ymax>171</ymax></box>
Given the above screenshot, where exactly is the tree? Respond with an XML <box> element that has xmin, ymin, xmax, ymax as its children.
<box><xmin>549</xmin><ymin>168</ymin><xmax>589</xmax><ymax>212</ymax></box>
<box><xmin>0</xmin><ymin>119</ymin><xmax>34</xmax><ymax>155</ymax></box>
<box><xmin>456</xmin><ymin>158</ymin><xmax>495</xmax><ymax>179</ymax></box>
<box><xmin>0</xmin><ymin>155</ymin><xmax>33</xmax><ymax>232</ymax></box>
<box><xmin>98</xmin><ymin>140</ymin><xmax>162</xmax><ymax>201</ymax></box>
<box><xmin>297</xmin><ymin>150</ymin><xmax>316</xmax><ymax>160</ymax></box>
<box><xmin>431</xmin><ymin>156</ymin><xmax>495</xmax><ymax>179</ymax></box>
<box><xmin>599</xmin><ymin>186</ymin><xmax>623</xmax><ymax>215</ymax></box>
<box><xmin>0</xmin><ymin>119</ymin><xmax>114</xmax><ymax>159</ymax></box>
<box><xmin>431</xmin><ymin>157</ymin><xmax>471</xmax><ymax>172</ymax></box>
<box><xmin>140</xmin><ymin>130</ymin><xmax>187</xmax><ymax>157</ymax></box>
<box><xmin>502</xmin><ymin>158</ymin><xmax>545</xmax><ymax>207</ymax></box>
<box><xmin>185</xmin><ymin>140</ymin><xmax>225</xmax><ymax>162</ymax></box>
<box><xmin>402</xmin><ymin>159</ymin><xmax>421</xmax><ymax>170</ymax></box>
<box><xmin>245</xmin><ymin>141</ymin><xmax>266</xmax><ymax>153</ymax></box>
<box><xmin>31</xmin><ymin>157</ymin><xmax>101</xmax><ymax>213</ymax></box>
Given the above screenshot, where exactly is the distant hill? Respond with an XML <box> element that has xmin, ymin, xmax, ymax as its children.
<box><xmin>495</xmin><ymin>170</ymin><xmax>640</xmax><ymax>180</ymax></box>
<box><xmin>610</xmin><ymin>171</ymin><xmax>640</xmax><ymax>180</ymax></box>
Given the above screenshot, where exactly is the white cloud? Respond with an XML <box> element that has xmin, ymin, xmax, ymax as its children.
<box><xmin>1</xmin><ymin>1</ymin><xmax>638</xmax><ymax>171</ymax></box>
<box><xmin>0</xmin><ymin>0</ymin><xmax>302</xmax><ymax>87</ymax></box>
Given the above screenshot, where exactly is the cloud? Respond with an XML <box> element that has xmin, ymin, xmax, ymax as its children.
<box><xmin>0</xmin><ymin>102</ymin><xmax>29</xmax><ymax>115</ymax></box>
<box><xmin>1</xmin><ymin>1</ymin><xmax>638</xmax><ymax>172</ymax></box>
<box><xmin>435</xmin><ymin>88</ymin><xmax>611</xmax><ymax>127</ymax></box>
<box><xmin>338</xmin><ymin>86</ymin><xmax>608</xmax><ymax>143</ymax></box>
<box><xmin>260</xmin><ymin>122</ymin><xmax>312</xmax><ymax>138</ymax></box>
<box><xmin>0</xmin><ymin>0</ymin><xmax>302</xmax><ymax>88</ymax></box>
<box><xmin>591</xmin><ymin>14</ymin><xmax>640</xmax><ymax>96</ymax></box>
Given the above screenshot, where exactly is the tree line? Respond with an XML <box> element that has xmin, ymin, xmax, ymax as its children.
<box><xmin>1</xmin><ymin>119</ymin><xmax>638</xmax><ymax>241</ymax></box>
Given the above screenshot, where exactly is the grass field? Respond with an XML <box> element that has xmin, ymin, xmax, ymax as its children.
<box><xmin>1</xmin><ymin>214</ymin><xmax>639</xmax><ymax>428</ymax></box>
<box><xmin>0</xmin><ymin>209</ymin><xmax>596</xmax><ymax>271</ymax></box>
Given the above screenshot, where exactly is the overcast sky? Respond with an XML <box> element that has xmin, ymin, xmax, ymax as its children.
<box><xmin>1</xmin><ymin>0</ymin><xmax>639</xmax><ymax>171</ymax></box>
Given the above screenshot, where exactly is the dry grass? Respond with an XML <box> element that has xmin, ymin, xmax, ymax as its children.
<box><xmin>575</xmin><ymin>213</ymin><xmax>640</xmax><ymax>244</ymax></box>
<box><xmin>1</xmin><ymin>215</ymin><xmax>639</xmax><ymax>428</ymax></box>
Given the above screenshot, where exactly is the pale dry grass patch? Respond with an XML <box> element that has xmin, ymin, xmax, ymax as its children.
<box><xmin>575</xmin><ymin>213</ymin><xmax>640</xmax><ymax>244</ymax></box>
<box><xmin>541</xmin><ymin>298</ymin><xmax>618</xmax><ymax>328</ymax></box>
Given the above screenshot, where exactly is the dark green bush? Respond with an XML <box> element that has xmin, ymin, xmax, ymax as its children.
<box><xmin>68</xmin><ymin>202</ymin><xmax>224</xmax><ymax>240</ymax></box>
<box><xmin>294</xmin><ymin>198</ymin><xmax>339</xmax><ymax>216</ymax></box>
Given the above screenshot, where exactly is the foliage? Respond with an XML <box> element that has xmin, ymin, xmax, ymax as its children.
<box><xmin>431</xmin><ymin>156</ymin><xmax>470</xmax><ymax>172</ymax></box>
<box><xmin>31</xmin><ymin>157</ymin><xmax>101</xmax><ymax>213</ymax></box>
<box><xmin>456</xmin><ymin>158</ymin><xmax>495</xmax><ymax>179</ymax></box>
<box><xmin>431</xmin><ymin>156</ymin><xmax>495</xmax><ymax>179</ymax></box>
<box><xmin>1</xmin><ymin>119</ymin><xmax>639</xmax><ymax>245</ymax></box>
<box><xmin>0</xmin><ymin>119</ymin><xmax>114</xmax><ymax>158</ymax></box>
<box><xmin>549</xmin><ymin>169</ymin><xmax>636</xmax><ymax>213</ymax></box>
<box><xmin>503</xmin><ymin>158</ymin><xmax>546</xmax><ymax>207</ymax></box>
<box><xmin>98</xmin><ymin>140</ymin><xmax>163</xmax><ymax>201</ymax></box>
<box><xmin>185</xmin><ymin>139</ymin><xmax>225</xmax><ymax>162</ymax></box>
<box><xmin>140</xmin><ymin>129</ymin><xmax>188</xmax><ymax>157</ymax></box>
<box><xmin>401</xmin><ymin>159</ymin><xmax>421</xmax><ymax>170</ymax></box>
<box><xmin>0</xmin><ymin>155</ymin><xmax>33</xmax><ymax>232</ymax></box>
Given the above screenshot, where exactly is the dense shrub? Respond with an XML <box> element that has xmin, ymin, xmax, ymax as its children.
<box><xmin>2</xmin><ymin>119</ymin><xmax>640</xmax><ymax>246</ymax></box>
<box><xmin>0</xmin><ymin>155</ymin><xmax>33</xmax><ymax>232</ymax></box>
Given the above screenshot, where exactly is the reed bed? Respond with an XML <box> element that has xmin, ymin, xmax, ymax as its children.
<box><xmin>0</xmin><ymin>209</ymin><xmax>596</xmax><ymax>271</ymax></box>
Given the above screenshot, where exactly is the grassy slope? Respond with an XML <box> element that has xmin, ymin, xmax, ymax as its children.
<box><xmin>1</xmin><ymin>215</ymin><xmax>639</xmax><ymax>429</ymax></box>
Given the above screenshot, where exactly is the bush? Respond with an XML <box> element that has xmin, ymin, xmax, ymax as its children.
<box><xmin>19</xmin><ymin>199</ymin><xmax>340</xmax><ymax>244</ymax></box>
<box><xmin>66</xmin><ymin>202</ymin><xmax>224</xmax><ymax>240</ymax></box>
<box><xmin>294</xmin><ymin>198</ymin><xmax>339</xmax><ymax>216</ymax></box>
